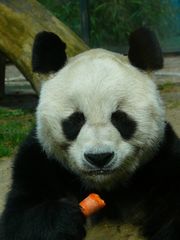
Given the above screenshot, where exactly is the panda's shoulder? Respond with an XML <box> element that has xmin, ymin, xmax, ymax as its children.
<box><xmin>133</xmin><ymin>123</ymin><xmax>180</xmax><ymax>185</ymax></box>
<box><xmin>151</xmin><ymin>123</ymin><xmax>179</xmax><ymax>178</ymax></box>
<box><xmin>14</xmin><ymin>128</ymin><xmax>47</xmax><ymax>166</ymax></box>
<box><xmin>162</xmin><ymin>122</ymin><xmax>179</xmax><ymax>156</ymax></box>
<box><xmin>12</xmin><ymin>128</ymin><xmax>73</xmax><ymax>189</ymax></box>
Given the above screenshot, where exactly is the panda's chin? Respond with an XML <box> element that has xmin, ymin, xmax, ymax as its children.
<box><xmin>82</xmin><ymin>173</ymin><xmax>114</xmax><ymax>189</ymax></box>
<box><xmin>79</xmin><ymin>167</ymin><xmax>123</xmax><ymax>189</ymax></box>
<box><xmin>78</xmin><ymin>161</ymin><xmax>138</xmax><ymax>189</ymax></box>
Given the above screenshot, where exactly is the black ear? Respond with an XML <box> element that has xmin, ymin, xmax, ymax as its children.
<box><xmin>32</xmin><ymin>31</ymin><xmax>67</xmax><ymax>73</ymax></box>
<box><xmin>128</xmin><ymin>27</ymin><xmax>163</xmax><ymax>70</ymax></box>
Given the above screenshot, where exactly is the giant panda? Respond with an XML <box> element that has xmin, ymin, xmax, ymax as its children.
<box><xmin>0</xmin><ymin>28</ymin><xmax>180</xmax><ymax>240</ymax></box>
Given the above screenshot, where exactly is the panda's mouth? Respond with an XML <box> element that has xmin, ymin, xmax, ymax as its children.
<box><xmin>83</xmin><ymin>168</ymin><xmax>114</xmax><ymax>176</ymax></box>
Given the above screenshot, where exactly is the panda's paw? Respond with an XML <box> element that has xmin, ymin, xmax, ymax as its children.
<box><xmin>57</xmin><ymin>198</ymin><xmax>86</xmax><ymax>240</ymax></box>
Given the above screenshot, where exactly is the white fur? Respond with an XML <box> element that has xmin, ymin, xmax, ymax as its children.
<box><xmin>36</xmin><ymin>49</ymin><xmax>165</xmax><ymax>189</ymax></box>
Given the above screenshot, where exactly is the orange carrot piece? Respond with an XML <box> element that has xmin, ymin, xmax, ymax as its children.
<box><xmin>79</xmin><ymin>193</ymin><xmax>106</xmax><ymax>217</ymax></box>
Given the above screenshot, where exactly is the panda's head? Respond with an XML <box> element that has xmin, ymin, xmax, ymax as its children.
<box><xmin>33</xmin><ymin>29</ymin><xmax>165</xmax><ymax>189</ymax></box>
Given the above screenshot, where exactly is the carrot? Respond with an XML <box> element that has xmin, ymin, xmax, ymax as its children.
<box><xmin>79</xmin><ymin>193</ymin><xmax>106</xmax><ymax>217</ymax></box>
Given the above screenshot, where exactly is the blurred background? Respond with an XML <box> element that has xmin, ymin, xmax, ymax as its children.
<box><xmin>38</xmin><ymin>0</ymin><xmax>180</xmax><ymax>53</ymax></box>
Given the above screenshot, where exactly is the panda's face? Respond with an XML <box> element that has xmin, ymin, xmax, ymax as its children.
<box><xmin>36</xmin><ymin>49</ymin><xmax>165</xmax><ymax>189</ymax></box>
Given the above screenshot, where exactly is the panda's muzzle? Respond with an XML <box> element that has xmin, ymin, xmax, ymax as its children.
<box><xmin>84</xmin><ymin>152</ymin><xmax>114</xmax><ymax>168</ymax></box>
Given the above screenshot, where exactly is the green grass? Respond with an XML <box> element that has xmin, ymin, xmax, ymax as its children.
<box><xmin>158</xmin><ymin>82</ymin><xmax>180</xmax><ymax>93</ymax></box>
<box><xmin>165</xmin><ymin>99</ymin><xmax>180</xmax><ymax>109</ymax></box>
<box><xmin>0</xmin><ymin>108</ymin><xmax>35</xmax><ymax>158</ymax></box>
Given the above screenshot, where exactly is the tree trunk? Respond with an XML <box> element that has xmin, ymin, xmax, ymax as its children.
<box><xmin>0</xmin><ymin>0</ymin><xmax>89</xmax><ymax>94</ymax></box>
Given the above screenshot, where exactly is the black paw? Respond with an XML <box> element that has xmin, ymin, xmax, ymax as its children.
<box><xmin>58</xmin><ymin>198</ymin><xmax>86</xmax><ymax>240</ymax></box>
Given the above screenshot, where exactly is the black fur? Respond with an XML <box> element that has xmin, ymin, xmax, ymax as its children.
<box><xmin>32</xmin><ymin>31</ymin><xmax>67</xmax><ymax>73</ymax></box>
<box><xmin>0</xmin><ymin>124</ymin><xmax>180</xmax><ymax>240</ymax></box>
<box><xmin>111</xmin><ymin>110</ymin><xmax>137</xmax><ymax>140</ymax></box>
<box><xmin>62</xmin><ymin>112</ymin><xmax>86</xmax><ymax>141</ymax></box>
<box><xmin>0</xmin><ymin>129</ymin><xmax>86</xmax><ymax>240</ymax></box>
<box><xmin>128</xmin><ymin>27</ymin><xmax>163</xmax><ymax>70</ymax></box>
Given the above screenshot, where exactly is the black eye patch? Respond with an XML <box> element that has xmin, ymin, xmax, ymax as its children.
<box><xmin>111</xmin><ymin>110</ymin><xmax>137</xmax><ymax>140</ymax></box>
<box><xmin>62</xmin><ymin>112</ymin><xmax>85</xmax><ymax>141</ymax></box>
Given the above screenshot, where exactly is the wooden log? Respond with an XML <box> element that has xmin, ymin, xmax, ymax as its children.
<box><xmin>0</xmin><ymin>0</ymin><xmax>89</xmax><ymax>94</ymax></box>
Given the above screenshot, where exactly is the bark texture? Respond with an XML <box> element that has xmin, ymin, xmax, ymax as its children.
<box><xmin>0</xmin><ymin>0</ymin><xmax>88</xmax><ymax>93</ymax></box>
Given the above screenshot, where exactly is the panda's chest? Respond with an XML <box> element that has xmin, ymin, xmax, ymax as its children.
<box><xmin>84</xmin><ymin>190</ymin><xmax>147</xmax><ymax>240</ymax></box>
<box><xmin>85</xmin><ymin>221</ymin><xmax>146</xmax><ymax>240</ymax></box>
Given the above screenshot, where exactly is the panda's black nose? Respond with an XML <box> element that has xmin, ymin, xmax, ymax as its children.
<box><xmin>84</xmin><ymin>152</ymin><xmax>114</xmax><ymax>168</ymax></box>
